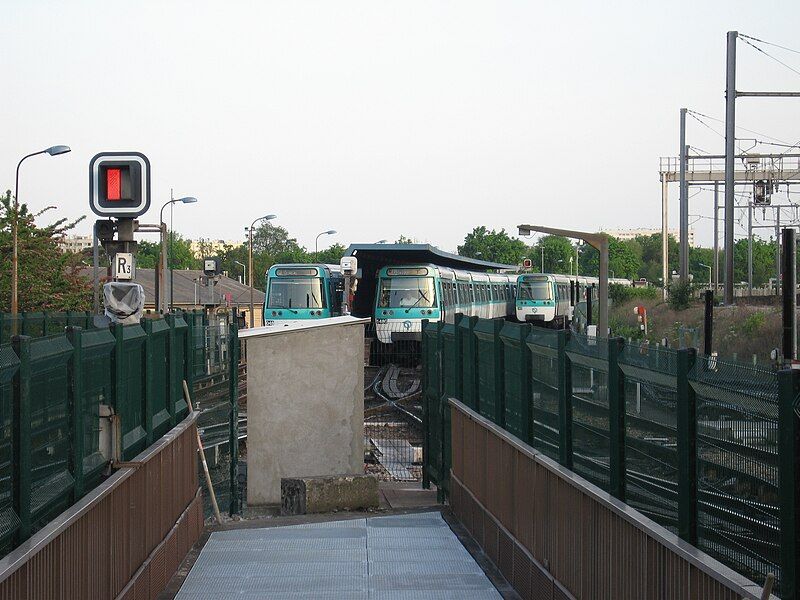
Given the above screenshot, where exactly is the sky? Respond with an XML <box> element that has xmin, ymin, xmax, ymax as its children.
<box><xmin>3</xmin><ymin>0</ymin><xmax>800</xmax><ymax>253</ymax></box>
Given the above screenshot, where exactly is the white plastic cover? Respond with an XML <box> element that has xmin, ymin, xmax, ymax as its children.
<box><xmin>103</xmin><ymin>282</ymin><xmax>145</xmax><ymax>324</ymax></box>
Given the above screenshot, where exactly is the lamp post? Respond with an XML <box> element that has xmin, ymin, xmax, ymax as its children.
<box><xmin>12</xmin><ymin>145</ymin><xmax>71</xmax><ymax>320</ymax></box>
<box><xmin>248</xmin><ymin>214</ymin><xmax>277</xmax><ymax>327</ymax></box>
<box><xmin>234</xmin><ymin>260</ymin><xmax>247</xmax><ymax>285</ymax></box>
<box><xmin>315</xmin><ymin>229</ymin><xmax>337</xmax><ymax>261</ymax></box>
<box><xmin>159</xmin><ymin>193</ymin><xmax>197</xmax><ymax>313</ymax></box>
<box><xmin>699</xmin><ymin>263</ymin><xmax>712</xmax><ymax>286</ymax></box>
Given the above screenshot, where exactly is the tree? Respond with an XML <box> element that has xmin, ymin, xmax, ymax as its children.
<box><xmin>315</xmin><ymin>243</ymin><xmax>347</xmax><ymax>265</ymax></box>
<box><xmin>634</xmin><ymin>233</ymin><xmax>678</xmax><ymax>284</ymax></box>
<box><xmin>252</xmin><ymin>221</ymin><xmax>304</xmax><ymax>256</ymax></box>
<box><xmin>0</xmin><ymin>190</ymin><xmax>92</xmax><ymax>311</ymax></box>
<box><xmin>135</xmin><ymin>232</ymin><xmax>198</xmax><ymax>270</ymax></box>
<box><xmin>457</xmin><ymin>226</ymin><xmax>528</xmax><ymax>266</ymax></box>
<box><xmin>578</xmin><ymin>236</ymin><xmax>641</xmax><ymax>280</ymax></box>
<box><xmin>395</xmin><ymin>235</ymin><xmax>414</xmax><ymax>244</ymax></box>
<box><xmin>533</xmin><ymin>235</ymin><xmax>575</xmax><ymax>274</ymax></box>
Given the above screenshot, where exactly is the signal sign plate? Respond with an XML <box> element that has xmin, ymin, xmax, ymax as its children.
<box><xmin>114</xmin><ymin>253</ymin><xmax>135</xmax><ymax>280</ymax></box>
<box><xmin>89</xmin><ymin>152</ymin><xmax>151</xmax><ymax>218</ymax></box>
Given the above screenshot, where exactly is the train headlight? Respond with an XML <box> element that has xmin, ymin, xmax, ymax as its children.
<box><xmin>272</xmin><ymin>311</ymin><xmax>277</xmax><ymax>316</ymax></box>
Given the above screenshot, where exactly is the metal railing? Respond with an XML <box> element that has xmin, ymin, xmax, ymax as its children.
<box><xmin>0</xmin><ymin>308</ymin><xmax>241</xmax><ymax>558</ymax></box>
<box><xmin>423</xmin><ymin>315</ymin><xmax>798</xmax><ymax>597</ymax></box>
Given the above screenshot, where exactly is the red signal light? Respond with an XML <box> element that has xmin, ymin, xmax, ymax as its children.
<box><xmin>106</xmin><ymin>168</ymin><xmax>121</xmax><ymax>201</ymax></box>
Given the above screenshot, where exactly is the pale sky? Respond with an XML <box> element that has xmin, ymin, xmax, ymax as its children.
<box><xmin>3</xmin><ymin>0</ymin><xmax>800</xmax><ymax>253</ymax></box>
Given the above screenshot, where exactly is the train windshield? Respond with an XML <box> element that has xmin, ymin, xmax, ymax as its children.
<box><xmin>268</xmin><ymin>278</ymin><xmax>327</xmax><ymax>309</ymax></box>
<box><xmin>377</xmin><ymin>277</ymin><xmax>436</xmax><ymax>308</ymax></box>
<box><xmin>518</xmin><ymin>280</ymin><xmax>552</xmax><ymax>301</ymax></box>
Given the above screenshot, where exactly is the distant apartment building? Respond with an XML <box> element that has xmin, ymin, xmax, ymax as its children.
<box><xmin>58</xmin><ymin>234</ymin><xmax>93</xmax><ymax>253</ymax></box>
<box><xmin>190</xmin><ymin>238</ymin><xmax>241</xmax><ymax>258</ymax></box>
<box><xmin>602</xmin><ymin>228</ymin><xmax>695</xmax><ymax>247</ymax></box>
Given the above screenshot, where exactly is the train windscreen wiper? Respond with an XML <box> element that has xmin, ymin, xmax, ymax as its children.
<box><xmin>405</xmin><ymin>289</ymin><xmax>429</xmax><ymax>312</ymax></box>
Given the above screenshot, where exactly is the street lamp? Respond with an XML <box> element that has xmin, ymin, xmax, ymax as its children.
<box><xmin>11</xmin><ymin>145</ymin><xmax>71</xmax><ymax>320</ymax></box>
<box><xmin>159</xmin><ymin>193</ymin><xmax>197</xmax><ymax>313</ymax></box>
<box><xmin>699</xmin><ymin>263</ymin><xmax>712</xmax><ymax>286</ymax></box>
<box><xmin>315</xmin><ymin>229</ymin><xmax>337</xmax><ymax>260</ymax></box>
<box><xmin>234</xmin><ymin>260</ymin><xmax>247</xmax><ymax>285</ymax></box>
<box><xmin>248</xmin><ymin>214</ymin><xmax>277</xmax><ymax>327</ymax></box>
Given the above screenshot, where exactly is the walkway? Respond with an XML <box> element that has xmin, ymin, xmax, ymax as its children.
<box><xmin>174</xmin><ymin>511</ymin><xmax>503</xmax><ymax>599</ymax></box>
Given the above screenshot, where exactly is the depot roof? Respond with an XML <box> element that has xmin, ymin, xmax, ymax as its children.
<box><xmin>344</xmin><ymin>243</ymin><xmax>514</xmax><ymax>272</ymax></box>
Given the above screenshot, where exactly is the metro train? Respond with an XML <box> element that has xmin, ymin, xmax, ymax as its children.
<box><xmin>262</xmin><ymin>263</ymin><xmax>343</xmax><ymax>325</ymax></box>
<box><xmin>373</xmin><ymin>264</ymin><xmax>516</xmax><ymax>344</ymax></box>
<box><xmin>515</xmin><ymin>273</ymin><xmax>632</xmax><ymax>327</ymax></box>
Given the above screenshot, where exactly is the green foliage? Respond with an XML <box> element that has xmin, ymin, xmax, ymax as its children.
<box><xmin>740</xmin><ymin>311</ymin><xmax>766</xmax><ymax>336</ymax></box>
<box><xmin>395</xmin><ymin>235</ymin><xmax>414</xmax><ymax>244</ymax></box>
<box><xmin>0</xmin><ymin>190</ymin><xmax>92</xmax><ymax>311</ymax></box>
<box><xmin>135</xmin><ymin>233</ymin><xmax>198</xmax><ymax>270</ymax></box>
<box><xmin>578</xmin><ymin>235</ymin><xmax>642</xmax><ymax>280</ymax></box>
<box><xmin>533</xmin><ymin>235</ymin><xmax>574</xmax><ymax>274</ymax></box>
<box><xmin>457</xmin><ymin>226</ymin><xmax>528</xmax><ymax>266</ymax></box>
<box><xmin>609</xmin><ymin>283</ymin><xmax>657</xmax><ymax>304</ymax></box>
<box><xmin>253</xmin><ymin>221</ymin><xmax>303</xmax><ymax>256</ymax></box>
<box><xmin>668</xmin><ymin>281</ymin><xmax>692</xmax><ymax>311</ymax></box>
<box><xmin>315</xmin><ymin>243</ymin><xmax>347</xmax><ymax>265</ymax></box>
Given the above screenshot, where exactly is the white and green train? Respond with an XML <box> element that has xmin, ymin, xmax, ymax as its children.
<box><xmin>373</xmin><ymin>265</ymin><xmax>516</xmax><ymax>344</ymax></box>
<box><xmin>515</xmin><ymin>273</ymin><xmax>632</xmax><ymax>327</ymax></box>
<box><xmin>263</xmin><ymin>264</ymin><xmax>343</xmax><ymax>325</ymax></box>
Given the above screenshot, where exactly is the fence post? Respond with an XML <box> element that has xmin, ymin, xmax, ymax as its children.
<box><xmin>677</xmin><ymin>347</ymin><xmax>698</xmax><ymax>545</ymax></box>
<box><xmin>491</xmin><ymin>319</ymin><xmax>505</xmax><ymax>427</ymax></box>
<box><xmin>66</xmin><ymin>327</ymin><xmax>85</xmax><ymax>500</ymax></box>
<box><xmin>436</xmin><ymin>321</ymin><xmax>446</xmax><ymax>504</ymax></box>
<box><xmin>165</xmin><ymin>314</ymin><xmax>179</xmax><ymax>427</ymax></box>
<box><xmin>185</xmin><ymin>312</ymin><xmax>196</xmax><ymax>393</ymax></box>
<box><xmin>608</xmin><ymin>337</ymin><xmax>626</xmax><ymax>502</ymax></box>
<box><xmin>421</xmin><ymin>319</ymin><xmax>430</xmax><ymax>490</ymax></box>
<box><xmin>142</xmin><ymin>318</ymin><xmax>155</xmax><ymax>446</ymax></box>
<box><xmin>454</xmin><ymin>314</ymin><xmax>464</xmax><ymax>401</ymax></box>
<box><xmin>557</xmin><ymin>329</ymin><xmax>573</xmax><ymax>469</ymax></box>
<box><xmin>778</xmin><ymin>368</ymin><xmax>800</xmax><ymax>598</ymax></box>
<box><xmin>20</xmin><ymin>312</ymin><xmax>28</xmax><ymax>337</ymax></box>
<box><xmin>42</xmin><ymin>311</ymin><xmax>49</xmax><ymax>336</ymax></box>
<box><xmin>11</xmin><ymin>336</ymin><xmax>31</xmax><ymax>543</ymax></box>
<box><xmin>228</xmin><ymin>312</ymin><xmax>240</xmax><ymax>515</ymax></box>
<box><xmin>518</xmin><ymin>323</ymin><xmax>533</xmax><ymax>445</ymax></box>
<box><xmin>468</xmin><ymin>316</ymin><xmax>479</xmax><ymax>411</ymax></box>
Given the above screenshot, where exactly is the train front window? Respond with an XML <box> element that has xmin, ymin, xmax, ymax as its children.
<box><xmin>518</xmin><ymin>280</ymin><xmax>551</xmax><ymax>301</ymax></box>
<box><xmin>268</xmin><ymin>278</ymin><xmax>327</xmax><ymax>309</ymax></box>
<box><xmin>378</xmin><ymin>277</ymin><xmax>436</xmax><ymax>308</ymax></box>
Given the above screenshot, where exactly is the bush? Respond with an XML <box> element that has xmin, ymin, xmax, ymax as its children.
<box><xmin>609</xmin><ymin>283</ymin><xmax>658</xmax><ymax>304</ymax></box>
<box><xmin>668</xmin><ymin>282</ymin><xmax>692</xmax><ymax>311</ymax></box>
<box><xmin>740</xmin><ymin>311</ymin><xmax>766</xmax><ymax>336</ymax></box>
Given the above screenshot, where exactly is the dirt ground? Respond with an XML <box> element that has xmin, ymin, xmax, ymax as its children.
<box><xmin>610</xmin><ymin>296</ymin><xmax>786</xmax><ymax>363</ymax></box>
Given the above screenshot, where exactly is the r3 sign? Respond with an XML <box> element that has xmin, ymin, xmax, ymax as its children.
<box><xmin>115</xmin><ymin>253</ymin><xmax>135</xmax><ymax>280</ymax></box>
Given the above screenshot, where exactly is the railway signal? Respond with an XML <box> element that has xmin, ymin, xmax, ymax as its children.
<box><xmin>89</xmin><ymin>152</ymin><xmax>151</xmax><ymax>218</ymax></box>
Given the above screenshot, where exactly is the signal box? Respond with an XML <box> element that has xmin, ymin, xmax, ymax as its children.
<box><xmin>89</xmin><ymin>152</ymin><xmax>151</xmax><ymax>218</ymax></box>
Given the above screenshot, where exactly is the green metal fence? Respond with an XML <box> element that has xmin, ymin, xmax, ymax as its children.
<box><xmin>0</xmin><ymin>311</ymin><xmax>94</xmax><ymax>345</ymax></box>
<box><xmin>0</xmin><ymin>310</ymin><xmax>242</xmax><ymax>559</ymax></box>
<box><xmin>422</xmin><ymin>316</ymin><xmax>800</xmax><ymax>598</ymax></box>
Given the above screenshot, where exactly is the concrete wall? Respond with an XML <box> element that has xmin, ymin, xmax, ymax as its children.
<box><xmin>242</xmin><ymin>317</ymin><xmax>368</xmax><ymax>505</ymax></box>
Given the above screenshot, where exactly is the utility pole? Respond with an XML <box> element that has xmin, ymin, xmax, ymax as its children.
<box><xmin>713</xmin><ymin>183</ymin><xmax>719</xmax><ymax>293</ymax></box>
<box><xmin>776</xmin><ymin>209</ymin><xmax>781</xmax><ymax>296</ymax></box>
<box><xmin>747</xmin><ymin>202</ymin><xmax>753</xmax><ymax>295</ymax></box>
<box><xmin>724</xmin><ymin>30</ymin><xmax>737</xmax><ymax>305</ymax></box>
<box><xmin>661</xmin><ymin>175</ymin><xmax>669</xmax><ymax>300</ymax></box>
<box><xmin>679</xmin><ymin>109</ymin><xmax>689</xmax><ymax>284</ymax></box>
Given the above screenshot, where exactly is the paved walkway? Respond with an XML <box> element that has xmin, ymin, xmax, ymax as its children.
<box><xmin>175</xmin><ymin>511</ymin><xmax>503</xmax><ymax>599</ymax></box>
